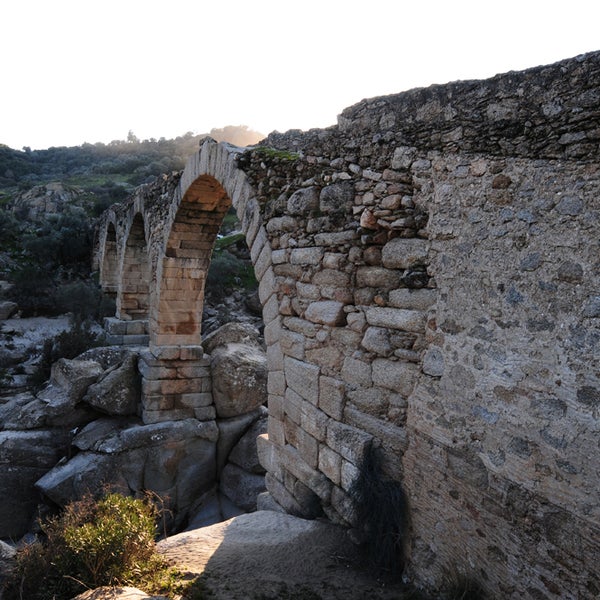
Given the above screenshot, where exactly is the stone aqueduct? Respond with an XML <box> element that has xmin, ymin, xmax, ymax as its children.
<box><xmin>95</xmin><ymin>52</ymin><xmax>600</xmax><ymax>598</ymax></box>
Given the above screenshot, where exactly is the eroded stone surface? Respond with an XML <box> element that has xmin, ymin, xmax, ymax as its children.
<box><xmin>211</xmin><ymin>343</ymin><xmax>267</xmax><ymax>418</ymax></box>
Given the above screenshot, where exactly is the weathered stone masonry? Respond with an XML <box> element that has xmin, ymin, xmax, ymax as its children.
<box><xmin>95</xmin><ymin>52</ymin><xmax>600</xmax><ymax>599</ymax></box>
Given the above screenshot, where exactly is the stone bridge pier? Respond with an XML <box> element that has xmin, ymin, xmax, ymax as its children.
<box><xmin>95</xmin><ymin>52</ymin><xmax>600</xmax><ymax>599</ymax></box>
<box><xmin>138</xmin><ymin>345</ymin><xmax>212</xmax><ymax>424</ymax></box>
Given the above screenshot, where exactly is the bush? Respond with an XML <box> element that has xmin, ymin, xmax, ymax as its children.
<box><xmin>8</xmin><ymin>271</ymin><xmax>113</xmax><ymax>319</ymax></box>
<box><xmin>21</xmin><ymin>212</ymin><xmax>94</xmax><ymax>269</ymax></box>
<box><xmin>206</xmin><ymin>249</ymin><xmax>257</xmax><ymax>303</ymax></box>
<box><xmin>6</xmin><ymin>264</ymin><xmax>55</xmax><ymax>316</ymax></box>
<box><xmin>54</xmin><ymin>280</ymin><xmax>114</xmax><ymax>322</ymax></box>
<box><xmin>3</xmin><ymin>493</ymin><xmax>185</xmax><ymax>600</ymax></box>
<box><xmin>0</xmin><ymin>207</ymin><xmax>20</xmax><ymax>248</ymax></box>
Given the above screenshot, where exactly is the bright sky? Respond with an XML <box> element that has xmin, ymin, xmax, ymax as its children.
<box><xmin>1</xmin><ymin>0</ymin><xmax>599</xmax><ymax>150</ymax></box>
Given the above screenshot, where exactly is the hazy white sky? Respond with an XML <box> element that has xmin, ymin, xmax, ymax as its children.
<box><xmin>1</xmin><ymin>0</ymin><xmax>599</xmax><ymax>150</ymax></box>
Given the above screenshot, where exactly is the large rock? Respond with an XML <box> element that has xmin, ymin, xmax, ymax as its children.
<box><xmin>35</xmin><ymin>452</ymin><xmax>121</xmax><ymax>506</ymax></box>
<box><xmin>0</xmin><ymin>392</ymin><xmax>98</xmax><ymax>430</ymax></box>
<box><xmin>202</xmin><ymin>322</ymin><xmax>262</xmax><ymax>354</ymax></box>
<box><xmin>72</xmin><ymin>417</ymin><xmax>139</xmax><ymax>451</ymax></box>
<box><xmin>0</xmin><ymin>539</ymin><xmax>16</xmax><ymax>581</ymax></box>
<box><xmin>78</xmin><ymin>346</ymin><xmax>137</xmax><ymax>370</ymax></box>
<box><xmin>0</xmin><ymin>392</ymin><xmax>40</xmax><ymax>429</ymax></box>
<box><xmin>0</xmin><ymin>429</ymin><xmax>71</xmax><ymax>538</ymax></box>
<box><xmin>157</xmin><ymin>511</ymin><xmax>405</xmax><ymax>599</ymax></box>
<box><xmin>83</xmin><ymin>353</ymin><xmax>141</xmax><ymax>415</ymax></box>
<box><xmin>10</xmin><ymin>182</ymin><xmax>87</xmax><ymax>221</ymax></box>
<box><xmin>219</xmin><ymin>463</ymin><xmax>266</xmax><ymax>512</ymax></box>
<box><xmin>73</xmin><ymin>587</ymin><xmax>167</xmax><ymax>600</ymax></box>
<box><xmin>228</xmin><ymin>414</ymin><xmax>268</xmax><ymax>474</ymax></box>
<box><xmin>186</xmin><ymin>489</ymin><xmax>244</xmax><ymax>530</ymax></box>
<box><xmin>211</xmin><ymin>343</ymin><xmax>267</xmax><ymax>418</ymax></box>
<box><xmin>47</xmin><ymin>358</ymin><xmax>104</xmax><ymax>403</ymax></box>
<box><xmin>37</xmin><ymin>419</ymin><xmax>219</xmax><ymax>530</ymax></box>
<box><xmin>216</xmin><ymin>407</ymin><xmax>265</xmax><ymax>473</ymax></box>
<box><xmin>0</xmin><ymin>300</ymin><xmax>18</xmax><ymax>320</ymax></box>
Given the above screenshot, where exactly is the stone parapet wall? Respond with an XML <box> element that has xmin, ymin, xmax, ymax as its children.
<box><xmin>266</xmin><ymin>51</ymin><xmax>600</xmax><ymax>163</ymax></box>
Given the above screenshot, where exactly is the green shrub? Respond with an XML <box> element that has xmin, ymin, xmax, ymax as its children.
<box><xmin>206</xmin><ymin>249</ymin><xmax>257</xmax><ymax>303</ymax></box>
<box><xmin>6</xmin><ymin>264</ymin><xmax>55</xmax><ymax>316</ymax></box>
<box><xmin>21</xmin><ymin>212</ymin><xmax>94</xmax><ymax>269</ymax></box>
<box><xmin>0</xmin><ymin>207</ymin><xmax>20</xmax><ymax>248</ymax></box>
<box><xmin>3</xmin><ymin>493</ymin><xmax>186</xmax><ymax>600</ymax></box>
<box><xmin>54</xmin><ymin>280</ymin><xmax>115</xmax><ymax>322</ymax></box>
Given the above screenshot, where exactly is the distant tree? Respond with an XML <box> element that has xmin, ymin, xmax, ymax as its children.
<box><xmin>126</xmin><ymin>130</ymin><xmax>139</xmax><ymax>144</ymax></box>
<box><xmin>0</xmin><ymin>207</ymin><xmax>19</xmax><ymax>246</ymax></box>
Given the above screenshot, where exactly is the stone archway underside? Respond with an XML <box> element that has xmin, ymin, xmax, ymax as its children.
<box><xmin>154</xmin><ymin>175</ymin><xmax>231</xmax><ymax>346</ymax></box>
<box><xmin>117</xmin><ymin>213</ymin><xmax>150</xmax><ymax>321</ymax></box>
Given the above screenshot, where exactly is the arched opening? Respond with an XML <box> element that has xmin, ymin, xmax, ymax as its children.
<box><xmin>154</xmin><ymin>175</ymin><xmax>232</xmax><ymax>346</ymax></box>
<box><xmin>100</xmin><ymin>222</ymin><xmax>118</xmax><ymax>299</ymax></box>
<box><xmin>202</xmin><ymin>207</ymin><xmax>260</xmax><ymax>335</ymax></box>
<box><xmin>117</xmin><ymin>213</ymin><xmax>150</xmax><ymax>320</ymax></box>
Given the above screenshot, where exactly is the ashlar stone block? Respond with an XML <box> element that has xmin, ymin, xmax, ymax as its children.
<box><xmin>284</xmin><ymin>357</ymin><xmax>320</xmax><ymax>404</ymax></box>
<box><xmin>381</xmin><ymin>238</ymin><xmax>429</xmax><ymax>269</ymax></box>
<box><xmin>341</xmin><ymin>356</ymin><xmax>372</xmax><ymax>388</ymax></box>
<box><xmin>319</xmin><ymin>376</ymin><xmax>345</xmax><ymax>420</ymax></box>
<box><xmin>326</xmin><ymin>420</ymin><xmax>372</xmax><ymax>466</ymax></box>
<box><xmin>305</xmin><ymin>301</ymin><xmax>345</xmax><ymax>326</ymax></box>
<box><xmin>365</xmin><ymin>306</ymin><xmax>426</xmax><ymax>333</ymax></box>
<box><xmin>319</xmin><ymin>444</ymin><xmax>342</xmax><ymax>485</ymax></box>
<box><xmin>281</xmin><ymin>444</ymin><xmax>332</xmax><ymax>502</ymax></box>
<box><xmin>372</xmin><ymin>358</ymin><xmax>418</xmax><ymax>395</ymax></box>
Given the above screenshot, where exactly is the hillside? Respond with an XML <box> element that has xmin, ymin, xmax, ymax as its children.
<box><xmin>0</xmin><ymin>126</ymin><xmax>264</xmax><ymax>212</ymax></box>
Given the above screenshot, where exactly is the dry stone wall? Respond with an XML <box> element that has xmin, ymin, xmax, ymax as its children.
<box><xmin>95</xmin><ymin>51</ymin><xmax>600</xmax><ymax>599</ymax></box>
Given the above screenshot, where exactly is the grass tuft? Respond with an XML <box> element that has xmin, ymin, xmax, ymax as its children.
<box><xmin>348</xmin><ymin>445</ymin><xmax>409</xmax><ymax>582</ymax></box>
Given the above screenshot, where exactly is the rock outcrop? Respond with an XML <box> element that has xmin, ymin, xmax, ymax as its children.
<box><xmin>0</xmin><ymin>301</ymin><xmax>17</xmax><ymax>321</ymax></box>
<box><xmin>10</xmin><ymin>182</ymin><xmax>89</xmax><ymax>222</ymax></box>
<box><xmin>0</xmin><ymin>322</ymin><xmax>268</xmax><ymax>540</ymax></box>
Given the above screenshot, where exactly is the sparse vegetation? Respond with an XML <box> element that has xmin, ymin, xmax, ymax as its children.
<box><xmin>3</xmin><ymin>492</ymin><xmax>190</xmax><ymax>600</ymax></box>
<box><xmin>444</xmin><ymin>573</ymin><xmax>487</xmax><ymax>600</ymax></box>
<box><xmin>252</xmin><ymin>146</ymin><xmax>300</xmax><ymax>161</ymax></box>
<box><xmin>349</xmin><ymin>445</ymin><xmax>409</xmax><ymax>582</ymax></box>
<box><xmin>206</xmin><ymin>249</ymin><xmax>257</xmax><ymax>304</ymax></box>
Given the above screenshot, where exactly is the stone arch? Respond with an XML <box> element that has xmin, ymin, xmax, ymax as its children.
<box><xmin>99</xmin><ymin>220</ymin><xmax>119</xmax><ymax>299</ymax></box>
<box><xmin>117</xmin><ymin>213</ymin><xmax>151</xmax><ymax>320</ymax></box>
<box><xmin>150</xmin><ymin>139</ymin><xmax>275</xmax><ymax>348</ymax></box>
